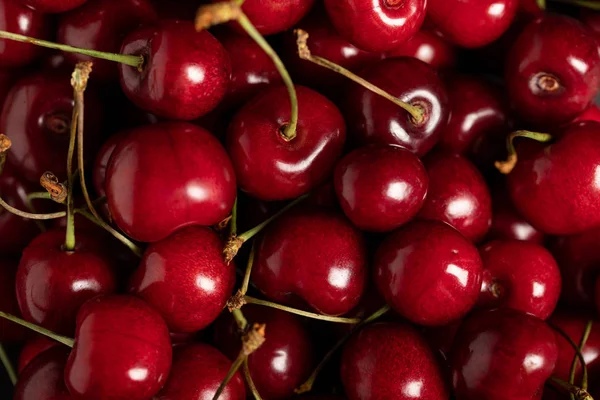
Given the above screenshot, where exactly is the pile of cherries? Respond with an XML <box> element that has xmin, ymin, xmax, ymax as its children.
<box><xmin>2</xmin><ymin>0</ymin><xmax>600</xmax><ymax>399</ymax></box>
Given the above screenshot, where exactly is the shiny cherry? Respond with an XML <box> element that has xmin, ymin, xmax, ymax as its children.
<box><xmin>0</xmin><ymin>259</ymin><xmax>31</xmax><ymax>342</ymax></box>
<box><xmin>13</xmin><ymin>346</ymin><xmax>71</xmax><ymax>400</ymax></box>
<box><xmin>574</xmin><ymin>104</ymin><xmax>600</xmax><ymax>124</ymax></box>
<box><xmin>252</xmin><ymin>208</ymin><xmax>367</xmax><ymax>316</ymax></box>
<box><xmin>334</xmin><ymin>144</ymin><xmax>428</xmax><ymax>232</ymax></box>
<box><xmin>18</xmin><ymin>0</ymin><xmax>86</xmax><ymax>13</ymax></box>
<box><xmin>92</xmin><ymin>131</ymin><xmax>126</xmax><ymax>199</ymax></box>
<box><xmin>18</xmin><ymin>336</ymin><xmax>59</xmax><ymax>373</ymax></box>
<box><xmin>374</xmin><ymin>220</ymin><xmax>483</xmax><ymax>326</ymax></box>
<box><xmin>227</xmin><ymin>85</ymin><xmax>346</xmax><ymax>201</ymax></box>
<box><xmin>341</xmin><ymin>322</ymin><xmax>449</xmax><ymax>400</ymax></box>
<box><xmin>65</xmin><ymin>295</ymin><xmax>172</xmax><ymax>400</ymax></box>
<box><xmin>506</xmin><ymin>15</ymin><xmax>600</xmax><ymax>126</ymax></box>
<box><xmin>385</xmin><ymin>29</ymin><xmax>457</xmax><ymax>71</ymax></box>
<box><xmin>343</xmin><ymin>57</ymin><xmax>449</xmax><ymax>156</ymax></box>
<box><xmin>106</xmin><ymin>122</ymin><xmax>236</xmax><ymax>243</ymax></box>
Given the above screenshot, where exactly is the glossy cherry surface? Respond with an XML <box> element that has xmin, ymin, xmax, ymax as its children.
<box><xmin>120</xmin><ymin>20</ymin><xmax>231</xmax><ymax>120</ymax></box>
<box><xmin>341</xmin><ymin>322</ymin><xmax>449</xmax><ymax>400</ymax></box>
<box><xmin>427</xmin><ymin>0</ymin><xmax>519</xmax><ymax>48</ymax></box>
<box><xmin>227</xmin><ymin>85</ymin><xmax>346</xmax><ymax>201</ymax></box>
<box><xmin>106</xmin><ymin>122</ymin><xmax>236</xmax><ymax>243</ymax></box>
<box><xmin>19</xmin><ymin>0</ymin><xmax>86</xmax><ymax>13</ymax></box>
<box><xmin>0</xmin><ymin>259</ymin><xmax>31</xmax><ymax>342</ymax></box>
<box><xmin>418</xmin><ymin>152</ymin><xmax>492</xmax><ymax>243</ymax></box>
<box><xmin>334</xmin><ymin>144</ymin><xmax>428</xmax><ymax>232</ymax></box>
<box><xmin>506</xmin><ymin>15</ymin><xmax>600</xmax><ymax>126</ymax></box>
<box><xmin>374</xmin><ymin>220</ymin><xmax>483</xmax><ymax>326</ymax></box>
<box><xmin>324</xmin><ymin>0</ymin><xmax>427</xmax><ymax>52</ymax></box>
<box><xmin>252</xmin><ymin>208</ymin><xmax>367</xmax><ymax>316</ymax></box>
<box><xmin>92</xmin><ymin>131</ymin><xmax>126</xmax><ymax>198</ymax></box>
<box><xmin>385</xmin><ymin>29</ymin><xmax>456</xmax><ymax>71</ymax></box>
<box><xmin>222</xmin><ymin>0</ymin><xmax>315</xmax><ymax>35</ymax></box>
<box><xmin>18</xmin><ymin>336</ymin><xmax>59</xmax><ymax>373</ymax></box>
<box><xmin>65</xmin><ymin>295</ymin><xmax>172</xmax><ymax>400</ymax></box>
<box><xmin>343</xmin><ymin>58</ymin><xmax>449</xmax><ymax>156</ymax></box>
<box><xmin>451</xmin><ymin>308</ymin><xmax>558</xmax><ymax>400</ymax></box>
<box><xmin>14</xmin><ymin>346</ymin><xmax>71</xmax><ymax>400</ymax></box>
<box><xmin>574</xmin><ymin>104</ymin><xmax>600</xmax><ymax>124</ymax></box>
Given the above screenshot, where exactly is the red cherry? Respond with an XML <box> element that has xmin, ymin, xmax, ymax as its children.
<box><xmin>385</xmin><ymin>29</ymin><xmax>457</xmax><ymax>71</ymax></box>
<box><xmin>227</xmin><ymin>85</ymin><xmax>346</xmax><ymax>201</ymax></box>
<box><xmin>92</xmin><ymin>131</ymin><xmax>126</xmax><ymax>199</ymax></box>
<box><xmin>106</xmin><ymin>122</ymin><xmax>236</xmax><ymax>243</ymax></box>
<box><xmin>324</xmin><ymin>0</ymin><xmax>427</xmax><ymax>52</ymax></box>
<box><xmin>334</xmin><ymin>144</ymin><xmax>428</xmax><ymax>232</ymax></box>
<box><xmin>18</xmin><ymin>336</ymin><xmax>59</xmax><ymax>373</ymax></box>
<box><xmin>518</xmin><ymin>0</ymin><xmax>544</xmax><ymax>16</ymax></box>
<box><xmin>18</xmin><ymin>0</ymin><xmax>86</xmax><ymax>13</ymax></box>
<box><xmin>252</xmin><ymin>208</ymin><xmax>367</xmax><ymax>316</ymax></box>
<box><xmin>341</xmin><ymin>322</ymin><xmax>449</xmax><ymax>400</ymax></box>
<box><xmin>374</xmin><ymin>220</ymin><xmax>483</xmax><ymax>326</ymax></box>
<box><xmin>506</xmin><ymin>15</ymin><xmax>600</xmax><ymax>126</ymax></box>
<box><xmin>0</xmin><ymin>68</ymin><xmax>17</xmax><ymax>107</ymax></box>
<box><xmin>119</xmin><ymin>20</ymin><xmax>231</xmax><ymax>120</ymax></box>
<box><xmin>573</xmin><ymin>104</ymin><xmax>600</xmax><ymax>124</ymax></box>
<box><xmin>14</xmin><ymin>346</ymin><xmax>71</xmax><ymax>400</ymax></box>
<box><xmin>427</xmin><ymin>0</ymin><xmax>519</xmax><ymax>48</ymax></box>
<box><xmin>64</xmin><ymin>295</ymin><xmax>172</xmax><ymax>400</ymax></box>
<box><xmin>0</xmin><ymin>259</ymin><xmax>31</xmax><ymax>342</ymax></box>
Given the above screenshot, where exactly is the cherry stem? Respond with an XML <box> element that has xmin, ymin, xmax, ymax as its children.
<box><xmin>550</xmin><ymin>0</ymin><xmax>600</xmax><ymax>10</ymax></box>
<box><xmin>212</xmin><ymin>351</ymin><xmax>246</xmax><ymax>400</ymax></box>
<box><xmin>295</xmin><ymin>304</ymin><xmax>391</xmax><ymax>394</ymax></box>
<box><xmin>243</xmin><ymin>358</ymin><xmax>263</xmax><ymax>400</ymax></box>
<box><xmin>27</xmin><ymin>191</ymin><xmax>52</xmax><ymax>202</ymax></box>
<box><xmin>232</xmin><ymin>309</ymin><xmax>248</xmax><ymax>331</ymax></box>
<box><xmin>495</xmin><ymin>130</ymin><xmax>553</xmax><ymax>174</ymax></box>
<box><xmin>537</xmin><ymin>0</ymin><xmax>546</xmax><ymax>8</ymax></box>
<box><xmin>0</xmin><ymin>197</ymin><xmax>66</xmax><ymax>220</ymax></box>
<box><xmin>76</xmin><ymin>209</ymin><xmax>143</xmax><ymax>257</ymax></box>
<box><xmin>0</xmin><ymin>30</ymin><xmax>143</xmax><ymax>68</ymax></box>
<box><xmin>240</xmin><ymin>241</ymin><xmax>255</xmax><ymax>296</ymax></box>
<box><xmin>294</xmin><ymin>29</ymin><xmax>425</xmax><ymax>124</ymax></box>
<box><xmin>569</xmin><ymin>320</ymin><xmax>593</xmax><ymax>390</ymax></box>
<box><xmin>64</xmin><ymin>67</ymin><xmax>79</xmax><ymax>251</ymax></box>
<box><xmin>39</xmin><ymin>172</ymin><xmax>67</xmax><ymax>204</ymax></box>
<box><xmin>0</xmin><ymin>311</ymin><xmax>74</xmax><ymax>348</ymax></box>
<box><xmin>0</xmin><ymin>344</ymin><xmax>16</xmax><ymax>386</ymax></box>
<box><xmin>230</xmin><ymin>196</ymin><xmax>238</xmax><ymax>237</ymax></box>
<box><xmin>25</xmin><ymin>191</ymin><xmax>50</xmax><ymax>233</ymax></box>
<box><xmin>549</xmin><ymin>378</ymin><xmax>594</xmax><ymax>400</ymax></box>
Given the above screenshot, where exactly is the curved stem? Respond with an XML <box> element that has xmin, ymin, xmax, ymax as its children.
<box><xmin>64</xmin><ymin>78</ymin><xmax>78</xmax><ymax>251</ymax></box>
<box><xmin>549</xmin><ymin>377</ymin><xmax>594</xmax><ymax>400</ymax></box>
<box><xmin>212</xmin><ymin>352</ymin><xmax>246</xmax><ymax>400</ymax></box>
<box><xmin>25</xmin><ymin>193</ymin><xmax>48</xmax><ymax>233</ymax></box>
<box><xmin>244</xmin><ymin>296</ymin><xmax>361</xmax><ymax>324</ymax></box>
<box><xmin>27</xmin><ymin>192</ymin><xmax>52</xmax><ymax>202</ymax></box>
<box><xmin>569</xmin><ymin>320</ymin><xmax>594</xmax><ymax>390</ymax></box>
<box><xmin>0</xmin><ymin>311</ymin><xmax>74</xmax><ymax>348</ymax></box>
<box><xmin>495</xmin><ymin>130</ymin><xmax>553</xmax><ymax>174</ymax></box>
<box><xmin>76</xmin><ymin>209</ymin><xmax>142</xmax><ymax>257</ymax></box>
<box><xmin>0</xmin><ymin>197</ymin><xmax>66</xmax><ymax>220</ymax></box>
<box><xmin>550</xmin><ymin>0</ymin><xmax>600</xmax><ymax>10</ymax></box>
<box><xmin>243</xmin><ymin>358</ymin><xmax>263</xmax><ymax>400</ymax></box>
<box><xmin>0</xmin><ymin>344</ymin><xmax>16</xmax><ymax>386</ymax></box>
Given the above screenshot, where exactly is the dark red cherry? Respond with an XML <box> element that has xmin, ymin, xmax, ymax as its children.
<box><xmin>418</xmin><ymin>152</ymin><xmax>492</xmax><ymax>243</ymax></box>
<box><xmin>0</xmin><ymin>0</ymin><xmax>52</xmax><ymax>67</ymax></box>
<box><xmin>374</xmin><ymin>220</ymin><xmax>483</xmax><ymax>326</ymax></box>
<box><xmin>519</xmin><ymin>0</ymin><xmax>544</xmax><ymax>16</ymax></box>
<box><xmin>214</xmin><ymin>305</ymin><xmax>314</xmax><ymax>399</ymax></box>
<box><xmin>341</xmin><ymin>322</ymin><xmax>449</xmax><ymax>400</ymax></box>
<box><xmin>507</xmin><ymin>121</ymin><xmax>600</xmax><ymax>235</ymax></box>
<box><xmin>506</xmin><ymin>15</ymin><xmax>600</xmax><ymax>126</ymax></box>
<box><xmin>420</xmin><ymin>319</ymin><xmax>462</xmax><ymax>361</ymax></box>
<box><xmin>106</xmin><ymin>122</ymin><xmax>236</xmax><ymax>243</ymax></box>
<box><xmin>0</xmin><ymin>71</ymin><xmax>104</xmax><ymax>183</ymax></box>
<box><xmin>155</xmin><ymin>343</ymin><xmax>245</xmax><ymax>400</ymax></box>
<box><xmin>451</xmin><ymin>308</ymin><xmax>558</xmax><ymax>399</ymax></box>
<box><xmin>18</xmin><ymin>0</ymin><xmax>86</xmax><ymax>13</ymax></box>
<box><xmin>227</xmin><ymin>85</ymin><xmax>346</xmax><ymax>201</ymax></box>
<box><xmin>581</xmin><ymin>9</ymin><xmax>600</xmax><ymax>40</ymax></box>
<box><xmin>324</xmin><ymin>0</ymin><xmax>427</xmax><ymax>52</ymax></box>
<box><xmin>65</xmin><ymin>295</ymin><xmax>172</xmax><ymax>400</ymax></box>
<box><xmin>0</xmin><ymin>259</ymin><xmax>31</xmax><ymax>342</ymax></box>
<box><xmin>574</xmin><ymin>104</ymin><xmax>600</xmax><ymax>124</ymax></box>
<box><xmin>0</xmin><ymin>69</ymin><xmax>17</xmax><ymax>108</ymax></box>
<box><xmin>92</xmin><ymin>131</ymin><xmax>126</xmax><ymax>199</ymax></box>
<box><xmin>119</xmin><ymin>20</ymin><xmax>231</xmax><ymax>120</ymax></box>
<box><xmin>129</xmin><ymin>226</ymin><xmax>235</xmax><ymax>333</ymax></box>
<box><xmin>18</xmin><ymin>336</ymin><xmax>59</xmax><ymax>373</ymax></box>
<box><xmin>385</xmin><ymin>29</ymin><xmax>457</xmax><ymax>71</ymax></box>
<box><xmin>14</xmin><ymin>346</ymin><xmax>71</xmax><ymax>400</ymax></box>
<box><xmin>57</xmin><ymin>0</ymin><xmax>157</xmax><ymax>81</ymax></box>
<box><xmin>343</xmin><ymin>58</ymin><xmax>449</xmax><ymax>156</ymax></box>
<box><xmin>16</xmin><ymin>229</ymin><xmax>117</xmax><ymax>335</ymax></box>
<box><xmin>478</xmin><ymin>240</ymin><xmax>561</xmax><ymax>319</ymax></box>
<box><xmin>427</xmin><ymin>0</ymin><xmax>519</xmax><ymax>48</ymax></box>
<box><xmin>252</xmin><ymin>208</ymin><xmax>367</xmax><ymax>316</ymax></box>
<box><xmin>334</xmin><ymin>144</ymin><xmax>428</xmax><ymax>232</ymax></box>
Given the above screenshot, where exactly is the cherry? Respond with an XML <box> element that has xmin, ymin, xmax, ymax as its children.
<box><xmin>106</xmin><ymin>122</ymin><xmax>236</xmax><ymax>243</ymax></box>
<box><xmin>519</xmin><ymin>0</ymin><xmax>544</xmax><ymax>16</ymax></box>
<box><xmin>0</xmin><ymin>71</ymin><xmax>104</xmax><ymax>183</ymax></box>
<box><xmin>341</xmin><ymin>322</ymin><xmax>449</xmax><ymax>399</ymax></box>
<box><xmin>18</xmin><ymin>336</ymin><xmax>59</xmax><ymax>373</ymax></box>
<box><xmin>451</xmin><ymin>308</ymin><xmax>558</xmax><ymax>399</ymax></box>
<box><xmin>374</xmin><ymin>220</ymin><xmax>483</xmax><ymax>326</ymax></box>
<box><xmin>324</xmin><ymin>0</ymin><xmax>427</xmax><ymax>52</ymax></box>
<box><xmin>64</xmin><ymin>295</ymin><xmax>172</xmax><ymax>400</ymax></box>
<box><xmin>420</xmin><ymin>319</ymin><xmax>462</xmax><ymax>361</ymax></box>
<box><xmin>0</xmin><ymin>259</ymin><xmax>31</xmax><ymax>342</ymax></box>
<box><xmin>213</xmin><ymin>305</ymin><xmax>314</xmax><ymax>399</ymax></box>
<box><xmin>92</xmin><ymin>131</ymin><xmax>126</xmax><ymax>199</ymax></box>
<box><xmin>581</xmin><ymin>9</ymin><xmax>600</xmax><ymax>41</ymax></box>
<box><xmin>0</xmin><ymin>0</ymin><xmax>52</xmax><ymax>67</ymax></box>
<box><xmin>427</xmin><ymin>0</ymin><xmax>519</xmax><ymax>48</ymax></box>
<box><xmin>155</xmin><ymin>342</ymin><xmax>245</xmax><ymax>400</ymax></box>
<box><xmin>343</xmin><ymin>58</ymin><xmax>449</xmax><ymax>156</ymax></box>
<box><xmin>252</xmin><ymin>207</ymin><xmax>367</xmax><ymax>316</ymax></box>
<box><xmin>385</xmin><ymin>29</ymin><xmax>457</xmax><ymax>71</ymax></box>
<box><xmin>0</xmin><ymin>68</ymin><xmax>17</xmax><ymax>108</ymax></box>
<box><xmin>227</xmin><ymin>85</ymin><xmax>346</xmax><ymax>201</ymax></box>
<box><xmin>153</xmin><ymin>0</ymin><xmax>209</xmax><ymax>21</ymax></box>
<box><xmin>333</xmin><ymin>144</ymin><xmax>428</xmax><ymax>232</ymax></box>
<box><xmin>18</xmin><ymin>0</ymin><xmax>86</xmax><ymax>13</ymax></box>
<box><xmin>57</xmin><ymin>0</ymin><xmax>158</xmax><ymax>81</ymax></box>
<box><xmin>574</xmin><ymin>104</ymin><xmax>600</xmax><ymax>124</ymax></box>
<box><xmin>506</xmin><ymin>15</ymin><xmax>600</xmax><ymax>126</ymax></box>
<box><xmin>120</xmin><ymin>20</ymin><xmax>231</xmax><ymax>120</ymax></box>
<box><xmin>13</xmin><ymin>346</ymin><xmax>71</xmax><ymax>400</ymax></box>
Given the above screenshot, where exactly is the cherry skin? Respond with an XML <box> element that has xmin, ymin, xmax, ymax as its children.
<box><xmin>343</xmin><ymin>58</ymin><xmax>449</xmax><ymax>156</ymax></box>
<box><xmin>427</xmin><ymin>0</ymin><xmax>519</xmax><ymax>48</ymax></box>
<box><xmin>324</xmin><ymin>0</ymin><xmax>427</xmax><ymax>53</ymax></box>
<box><xmin>450</xmin><ymin>308</ymin><xmax>558</xmax><ymax>400</ymax></box>
<box><xmin>574</xmin><ymin>104</ymin><xmax>600</xmax><ymax>124</ymax></box>
<box><xmin>106</xmin><ymin>122</ymin><xmax>236</xmax><ymax>243</ymax></box>
<box><xmin>18</xmin><ymin>336</ymin><xmax>59</xmax><ymax>373</ymax></box>
<box><xmin>0</xmin><ymin>259</ymin><xmax>31</xmax><ymax>342</ymax></box>
<box><xmin>507</xmin><ymin>121</ymin><xmax>600</xmax><ymax>235</ymax></box>
<box><xmin>385</xmin><ymin>29</ymin><xmax>457</xmax><ymax>71</ymax></box>
<box><xmin>341</xmin><ymin>322</ymin><xmax>449</xmax><ymax>400</ymax></box>
<box><xmin>506</xmin><ymin>15</ymin><xmax>600</xmax><ymax>126</ymax></box>
<box><xmin>92</xmin><ymin>131</ymin><xmax>126</xmax><ymax>199</ymax></box>
<box><xmin>334</xmin><ymin>144</ymin><xmax>428</xmax><ymax>232</ymax></box>
<box><xmin>13</xmin><ymin>346</ymin><xmax>71</xmax><ymax>400</ymax></box>
<box><xmin>65</xmin><ymin>295</ymin><xmax>172</xmax><ymax>400</ymax></box>
<box><xmin>155</xmin><ymin>343</ymin><xmax>245</xmax><ymax>400</ymax></box>
<box><xmin>374</xmin><ymin>220</ymin><xmax>483</xmax><ymax>326</ymax></box>
<box><xmin>252</xmin><ymin>208</ymin><xmax>367</xmax><ymax>316</ymax></box>
<box><xmin>57</xmin><ymin>0</ymin><xmax>158</xmax><ymax>81</ymax></box>
<box><xmin>120</xmin><ymin>20</ymin><xmax>231</xmax><ymax>120</ymax></box>
<box><xmin>418</xmin><ymin>152</ymin><xmax>492</xmax><ymax>243</ymax></box>
<box><xmin>0</xmin><ymin>69</ymin><xmax>17</xmax><ymax>109</ymax></box>
<box><xmin>213</xmin><ymin>305</ymin><xmax>315</xmax><ymax>400</ymax></box>
<box><xmin>227</xmin><ymin>85</ymin><xmax>346</xmax><ymax>201</ymax></box>
<box><xmin>18</xmin><ymin>0</ymin><xmax>86</xmax><ymax>13</ymax></box>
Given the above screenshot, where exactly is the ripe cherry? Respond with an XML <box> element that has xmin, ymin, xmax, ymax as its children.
<box><xmin>18</xmin><ymin>336</ymin><xmax>59</xmax><ymax>373</ymax></box>
<box><xmin>92</xmin><ymin>131</ymin><xmax>126</xmax><ymax>199</ymax></box>
<box><xmin>18</xmin><ymin>0</ymin><xmax>86</xmax><ymax>13</ymax></box>
<box><xmin>385</xmin><ymin>29</ymin><xmax>457</xmax><ymax>71</ymax></box>
<box><xmin>574</xmin><ymin>104</ymin><xmax>600</xmax><ymax>124</ymax></box>
<box><xmin>13</xmin><ymin>346</ymin><xmax>71</xmax><ymax>400</ymax></box>
<box><xmin>0</xmin><ymin>259</ymin><xmax>31</xmax><ymax>342</ymax></box>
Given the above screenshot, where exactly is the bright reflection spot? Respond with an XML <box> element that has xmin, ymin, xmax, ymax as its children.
<box><xmin>386</xmin><ymin>182</ymin><xmax>409</xmax><ymax>202</ymax></box>
<box><xmin>447</xmin><ymin>198</ymin><xmax>473</xmax><ymax>218</ymax></box>
<box><xmin>446</xmin><ymin>264</ymin><xmax>469</xmax><ymax>287</ymax></box>
<box><xmin>71</xmin><ymin>279</ymin><xmax>100</xmax><ymax>292</ymax></box>
<box><xmin>247</xmin><ymin>73</ymin><xmax>269</xmax><ymax>84</ymax></box>
<box><xmin>403</xmin><ymin>380</ymin><xmax>423</xmax><ymax>398</ymax></box>
<box><xmin>196</xmin><ymin>276</ymin><xmax>216</xmax><ymax>293</ymax></box>
<box><xmin>372</xmin><ymin>0</ymin><xmax>408</xmax><ymax>26</ymax></box>
<box><xmin>514</xmin><ymin>223</ymin><xmax>535</xmax><ymax>241</ymax></box>
<box><xmin>271</xmin><ymin>350</ymin><xmax>288</xmax><ymax>373</ymax></box>
<box><xmin>461</xmin><ymin>109</ymin><xmax>496</xmax><ymax>135</ymax></box>
<box><xmin>488</xmin><ymin>2</ymin><xmax>506</xmax><ymax>16</ymax></box>
<box><xmin>594</xmin><ymin>166</ymin><xmax>600</xmax><ymax>189</ymax></box>
<box><xmin>524</xmin><ymin>354</ymin><xmax>544</xmax><ymax>372</ymax></box>
<box><xmin>568</xmin><ymin>56</ymin><xmax>589</xmax><ymax>74</ymax></box>
<box><xmin>342</xmin><ymin>47</ymin><xmax>359</xmax><ymax>58</ymax></box>
<box><xmin>186</xmin><ymin>66</ymin><xmax>205</xmax><ymax>84</ymax></box>
<box><xmin>128</xmin><ymin>368</ymin><xmax>148</xmax><ymax>381</ymax></box>
<box><xmin>275</xmin><ymin>140</ymin><xmax>327</xmax><ymax>173</ymax></box>
<box><xmin>415</xmin><ymin>44</ymin><xmax>434</xmax><ymax>63</ymax></box>
<box><xmin>18</xmin><ymin>16</ymin><xmax>30</xmax><ymax>31</ymax></box>
<box><xmin>187</xmin><ymin>185</ymin><xmax>208</xmax><ymax>201</ymax></box>
<box><xmin>328</xmin><ymin>267</ymin><xmax>351</xmax><ymax>289</ymax></box>
<box><xmin>532</xmin><ymin>282</ymin><xmax>545</xmax><ymax>298</ymax></box>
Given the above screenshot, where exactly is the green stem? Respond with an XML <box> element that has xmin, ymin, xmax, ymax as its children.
<box><xmin>240</xmin><ymin>242</ymin><xmax>255</xmax><ymax>296</ymax></box>
<box><xmin>0</xmin><ymin>312</ymin><xmax>74</xmax><ymax>348</ymax></box>
<box><xmin>570</xmin><ymin>320</ymin><xmax>594</xmax><ymax>390</ymax></box>
<box><xmin>243</xmin><ymin>358</ymin><xmax>263</xmax><ymax>400</ymax></box>
<box><xmin>64</xmin><ymin>92</ymin><xmax>78</xmax><ymax>251</ymax></box>
<box><xmin>0</xmin><ymin>344</ymin><xmax>16</xmax><ymax>386</ymax></box>
<box><xmin>76</xmin><ymin>209</ymin><xmax>142</xmax><ymax>257</ymax></box>
<box><xmin>27</xmin><ymin>192</ymin><xmax>52</xmax><ymax>202</ymax></box>
<box><xmin>549</xmin><ymin>377</ymin><xmax>594</xmax><ymax>400</ymax></box>
<box><xmin>244</xmin><ymin>296</ymin><xmax>361</xmax><ymax>324</ymax></box>
<box><xmin>550</xmin><ymin>0</ymin><xmax>600</xmax><ymax>10</ymax></box>
<box><xmin>25</xmin><ymin>193</ymin><xmax>48</xmax><ymax>233</ymax></box>
<box><xmin>232</xmin><ymin>309</ymin><xmax>248</xmax><ymax>331</ymax></box>
<box><xmin>495</xmin><ymin>130</ymin><xmax>553</xmax><ymax>174</ymax></box>
<box><xmin>537</xmin><ymin>0</ymin><xmax>546</xmax><ymax>8</ymax></box>
<box><xmin>0</xmin><ymin>198</ymin><xmax>66</xmax><ymax>220</ymax></box>
<box><xmin>230</xmin><ymin>196</ymin><xmax>238</xmax><ymax>237</ymax></box>
<box><xmin>212</xmin><ymin>351</ymin><xmax>246</xmax><ymax>400</ymax></box>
